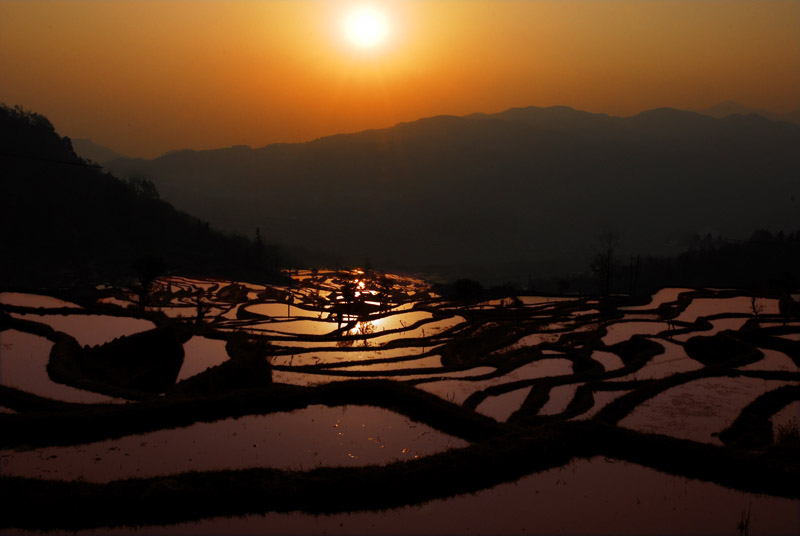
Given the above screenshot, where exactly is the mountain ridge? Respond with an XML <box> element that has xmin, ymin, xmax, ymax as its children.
<box><xmin>104</xmin><ymin>105</ymin><xmax>800</xmax><ymax>164</ymax></box>
<box><xmin>101</xmin><ymin>105</ymin><xmax>800</xmax><ymax>280</ymax></box>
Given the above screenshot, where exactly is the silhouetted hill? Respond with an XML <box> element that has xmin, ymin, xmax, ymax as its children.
<box><xmin>0</xmin><ymin>104</ymin><xmax>280</xmax><ymax>288</ymax></box>
<box><xmin>103</xmin><ymin>106</ymin><xmax>800</xmax><ymax>281</ymax></box>
<box><xmin>71</xmin><ymin>138</ymin><xmax>127</xmax><ymax>165</ymax></box>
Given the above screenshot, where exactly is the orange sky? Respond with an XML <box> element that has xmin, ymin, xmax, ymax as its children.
<box><xmin>1</xmin><ymin>0</ymin><xmax>798</xmax><ymax>158</ymax></box>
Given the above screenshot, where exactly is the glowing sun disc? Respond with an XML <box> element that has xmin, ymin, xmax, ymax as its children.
<box><xmin>344</xmin><ymin>7</ymin><xmax>389</xmax><ymax>48</ymax></box>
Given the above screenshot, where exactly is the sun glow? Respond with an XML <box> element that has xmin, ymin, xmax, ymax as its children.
<box><xmin>344</xmin><ymin>6</ymin><xmax>389</xmax><ymax>48</ymax></box>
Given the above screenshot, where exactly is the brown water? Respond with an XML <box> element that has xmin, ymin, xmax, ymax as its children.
<box><xmin>419</xmin><ymin>359</ymin><xmax>573</xmax><ymax>404</ymax></box>
<box><xmin>335</xmin><ymin>354</ymin><xmax>444</xmax><ymax>371</ymax></box>
<box><xmin>21</xmin><ymin>457</ymin><xmax>796</xmax><ymax>536</ymax></box>
<box><xmin>619</xmin><ymin>288</ymin><xmax>694</xmax><ymax>311</ymax></box>
<box><xmin>574</xmin><ymin>390</ymin><xmax>632</xmax><ymax>420</ymax></box>
<box><xmin>739</xmin><ymin>349</ymin><xmax>799</xmax><ymax>373</ymax></box>
<box><xmin>0</xmin><ymin>330</ymin><xmax>120</xmax><ymax>404</ymax></box>
<box><xmin>0</xmin><ymin>292</ymin><xmax>82</xmax><ymax>309</ymax></box>
<box><xmin>538</xmin><ymin>382</ymin><xmax>587</xmax><ymax>416</ymax></box>
<box><xmin>271</xmin><ymin>365</ymin><xmax>497</xmax><ymax>387</ymax></box>
<box><xmin>614</xmin><ymin>339</ymin><xmax>703</xmax><ymax>381</ymax></box>
<box><xmin>245</xmin><ymin>302</ymin><xmax>322</xmax><ymax>319</ymax></box>
<box><xmin>0</xmin><ymin>405</ymin><xmax>469</xmax><ymax>482</ymax></box>
<box><xmin>475</xmin><ymin>386</ymin><xmax>533</xmax><ymax>421</ymax></box>
<box><xmin>672</xmin><ymin>317</ymin><xmax>750</xmax><ymax>342</ymax></box>
<box><xmin>269</xmin><ymin>346</ymin><xmax>429</xmax><ymax>367</ymax></box>
<box><xmin>676</xmin><ymin>297</ymin><xmax>779</xmax><ymax>323</ymax></box>
<box><xmin>591</xmin><ymin>350</ymin><xmax>625</xmax><ymax>371</ymax></box>
<box><xmin>601</xmin><ymin>321</ymin><xmax>670</xmax><ymax>346</ymax></box>
<box><xmin>619</xmin><ymin>377</ymin><xmax>794</xmax><ymax>444</ymax></box>
<box><xmin>176</xmin><ymin>336</ymin><xmax>230</xmax><ymax>381</ymax></box>
<box><xmin>8</xmin><ymin>313</ymin><xmax>156</xmax><ymax>347</ymax></box>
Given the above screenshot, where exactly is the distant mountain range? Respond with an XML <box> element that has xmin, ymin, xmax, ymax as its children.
<box><xmin>102</xmin><ymin>105</ymin><xmax>800</xmax><ymax>281</ymax></box>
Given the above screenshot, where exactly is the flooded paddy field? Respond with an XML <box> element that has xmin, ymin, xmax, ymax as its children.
<box><xmin>1</xmin><ymin>270</ymin><xmax>798</xmax><ymax>534</ymax></box>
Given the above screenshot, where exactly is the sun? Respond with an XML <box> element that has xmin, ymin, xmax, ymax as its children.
<box><xmin>344</xmin><ymin>6</ymin><xmax>389</xmax><ymax>48</ymax></box>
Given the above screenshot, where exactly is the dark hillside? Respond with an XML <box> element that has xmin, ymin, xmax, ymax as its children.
<box><xmin>0</xmin><ymin>104</ymin><xmax>280</xmax><ymax>288</ymax></box>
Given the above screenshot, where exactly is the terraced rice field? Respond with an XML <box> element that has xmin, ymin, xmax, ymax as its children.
<box><xmin>1</xmin><ymin>270</ymin><xmax>798</xmax><ymax>534</ymax></box>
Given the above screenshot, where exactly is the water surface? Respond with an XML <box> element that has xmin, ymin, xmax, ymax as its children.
<box><xmin>177</xmin><ymin>336</ymin><xmax>230</xmax><ymax>381</ymax></box>
<box><xmin>619</xmin><ymin>377</ymin><xmax>794</xmax><ymax>444</ymax></box>
<box><xmin>676</xmin><ymin>297</ymin><xmax>778</xmax><ymax>323</ymax></box>
<box><xmin>47</xmin><ymin>457</ymin><xmax>797</xmax><ymax>536</ymax></box>
<box><xmin>0</xmin><ymin>292</ymin><xmax>82</xmax><ymax>309</ymax></box>
<box><xmin>9</xmin><ymin>313</ymin><xmax>155</xmax><ymax>347</ymax></box>
<box><xmin>420</xmin><ymin>359</ymin><xmax>573</xmax><ymax>404</ymax></box>
<box><xmin>0</xmin><ymin>405</ymin><xmax>469</xmax><ymax>482</ymax></box>
<box><xmin>0</xmin><ymin>330</ymin><xmax>119</xmax><ymax>404</ymax></box>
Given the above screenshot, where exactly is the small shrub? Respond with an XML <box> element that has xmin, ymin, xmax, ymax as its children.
<box><xmin>774</xmin><ymin>418</ymin><xmax>799</xmax><ymax>446</ymax></box>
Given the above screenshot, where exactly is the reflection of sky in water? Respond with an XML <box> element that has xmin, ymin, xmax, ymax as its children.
<box><xmin>238</xmin><ymin>310</ymin><xmax>449</xmax><ymax>339</ymax></box>
<box><xmin>619</xmin><ymin>377</ymin><xmax>794</xmax><ymax>444</ymax></box>
<box><xmin>9</xmin><ymin>313</ymin><xmax>155</xmax><ymax>347</ymax></box>
<box><xmin>138</xmin><ymin>457</ymin><xmax>800</xmax><ymax>536</ymax></box>
<box><xmin>149</xmin><ymin>306</ymin><xmax>225</xmax><ymax>319</ymax></box>
<box><xmin>249</xmin><ymin>319</ymin><xmax>339</xmax><ymax>336</ymax></box>
<box><xmin>245</xmin><ymin>302</ymin><xmax>322</xmax><ymax>319</ymax></box>
<box><xmin>672</xmin><ymin>317</ymin><xmax>750</xmax><ymax>342</ymax></box>
<box><xmin>270</xmin><ymin>366</ymin><xmax>496</xmax><ymax>387</ymax></box>
<box><xmin>518</xmin><ymin>296</ymin><xmax>577</xmax><ymax>306</ymax></box>
<box><xmin>614</xmin><ymin>339</ymin><xmax>702</xmax><ymax>381</ymax></box>
<box><xmin>538</xmin><ymin>383</ymin><xmax>587</xmax><ymax>416</ymax></box>
<box><xmin>0</xmin><ymin>330</ymin><xmax>119</xmax><ymax>404</ymax></box>
<box><xmin>348</xmin><ymin>311</ymin><xmax>434</xmax><ymax>333</ymax></box>
<box><xmin>97</xmin><ymin>296</ymin><xmax>131</xmax><ymax>308</ymax></box>
<box><xmin>271</xmin><ymin>347</ymin><xmax>439</xmax><ymax>369</ymax></box>
<box><xmin>591</xmin><ymin>350</ymin><xmax>624</xmax><ymax>371</ymax></box>
<box><xmin>0</xmin><ymin>292</ymin><xmax>82</xmax><ymax>309</ymax></box>
<box><xmin>601</xmin><ymin>321</ymin><xmax>669</xmax><ymax>346</ymax></box>
<box><xmin>270</xmin><ymin>346</ymin><xmax>426</xmax><ymax>367</ymax></box>
<box><xmin>619</xmin><ymin>288</ymin><xmax>694</xmax><ymax>311</ymax></box>
<box><xmin>676</xmin><ymin>297</ymin><xmax>779</xmax><ymax>323</ymax></box>
<box><xmin>498</xmin><ymin>322</ymin><xmax>598</xmax><ymax>353</ymax></box>
<box><xmin>360</xmin><ymin>316</ymin><xmax>466</xmax><ymax>346</ymax></box>
<box><xmin>738</xmin><ymin>349</ymin><xmax>799</xmax><ymax>372</ymax></box>
<box><xmin>177</xmin><ymin>336</ymin><xmax>230</xmax><ymax>381</ymax></box>
<box><xmin>573</xmin><ymin>390</ymin><xmax>632</xmax><ymax>420</ymax></box>
<box><xmin>335</xmin><ymin>354</ymin><xmax>443</xmax><ymax>372</ymax></box>
<box><xmin>475</xmin><ymin>386</ymin><xmax>533</xmax><ymax>422</ymax></box>
<box><xmin>420</xmin><ymin>359</ymin><xmax>573</xmax><ymax>404</ymax></box>
<box><xmin>0</xmin><ymin>405</ymin><xmax>468</xmax><ymax>482</ymax></box>
<box><xmin>475</xmin><ymin>387</ymin><xmax>532</xmax><ymax>422</ymax></box>
<box><xmin>250</xmin><ymin>318</ymin><xmax>463</xmax><ymax>351</ymax></box>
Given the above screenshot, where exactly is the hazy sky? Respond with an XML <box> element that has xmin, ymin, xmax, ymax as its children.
<box><xmin>2</xmin><ymin>0</ymin><xmax>798</xmax><ymax>158</ymax></box>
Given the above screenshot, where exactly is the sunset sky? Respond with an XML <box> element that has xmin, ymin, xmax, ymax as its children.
<box><xmin>1</xmin><ymin>0</ymin><xmax>798</xmax><ymax>158</ymax></box>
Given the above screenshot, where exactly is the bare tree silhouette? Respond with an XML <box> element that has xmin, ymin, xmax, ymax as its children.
<box><xmin>590</xmin><ymin>232</ymin><xmax>618</xmax><ymax>309</ymax></box>
<box><xmin>132</xmin><ymin>255</ymin><xmax>166</xmax><ymax>308</ymax></box>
